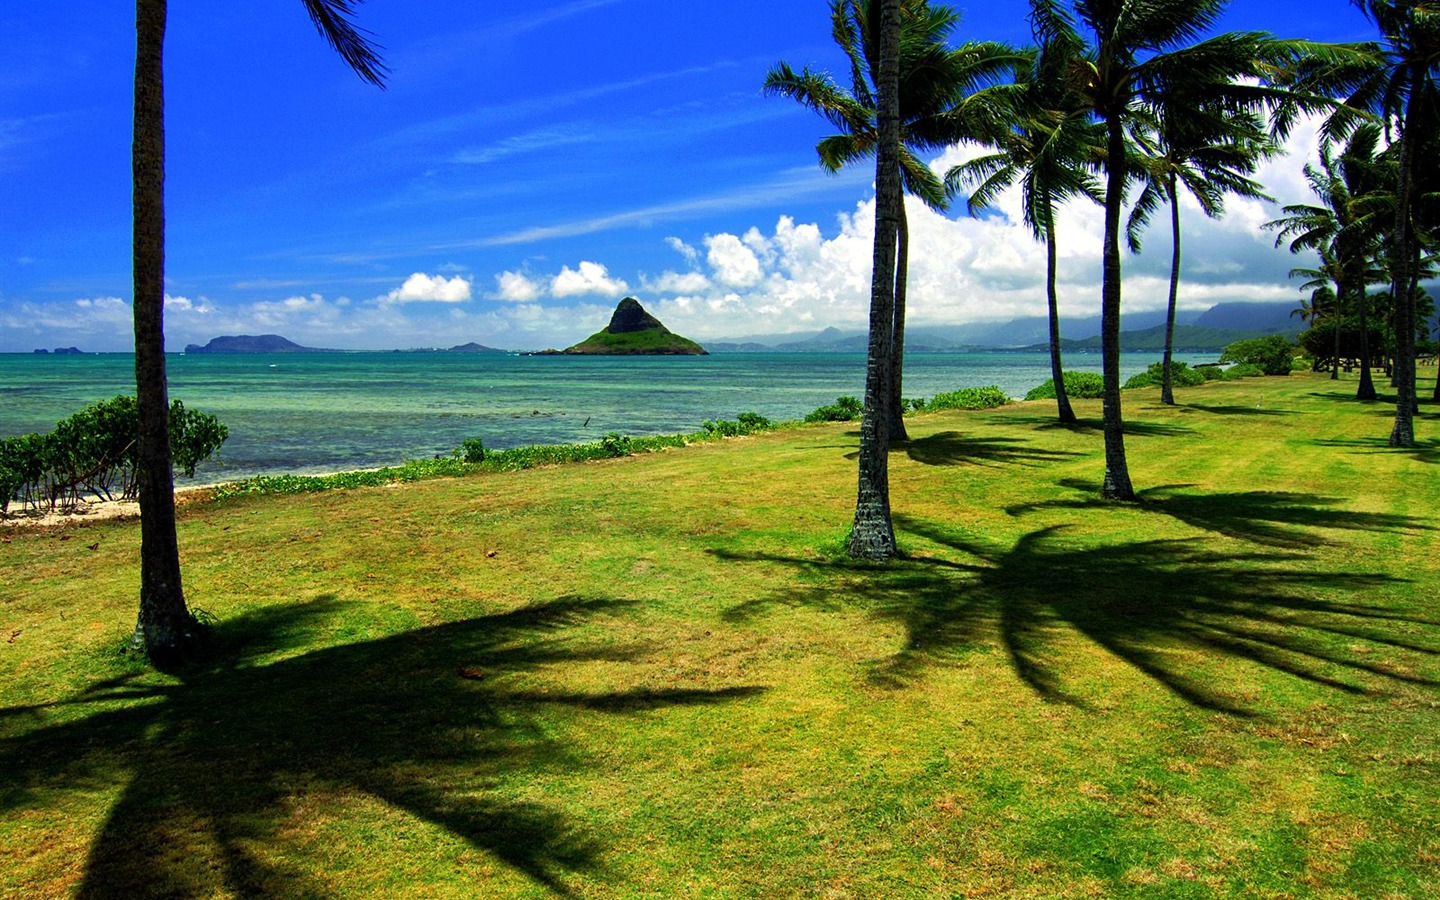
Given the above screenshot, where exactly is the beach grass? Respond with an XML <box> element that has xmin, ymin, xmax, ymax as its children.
<box><xmin>2</xmin><ymin>371</ymin><xmax>1438</xmax><ymax>898</ymax></box>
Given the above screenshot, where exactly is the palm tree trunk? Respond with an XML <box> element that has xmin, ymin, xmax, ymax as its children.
<box><xmin>1331</xmin><ymin>283</ymin><xmax>1341</xmax><ymax>380</ymax></box>
<box><xmin>1389</xmin><ymin>74</ymin><xmax>1419</xmax><ymax>446</ymax></box>
<box><xmin>887</xmin><ymin>200</ymin><xmax>910</xmax><ymax>443</ymax></box>
<box><xmin>1044</xmin><ymin>216</ymin><xmax>1075</xmax><ymax>423</ymax></box>
<box><xmin>1357</xmin><ymin>284</ymin><xmax>1377</xmax><ymax>401</ymax></box>
<box><xmin>132</xmin><ymin>0</ymin><xmax>204</xmax><ymax>667</ymax></box>
<box><xmin>849</xmin><ymin>0</ymin><xmax>900</xmax><ymax>560</ymax></box>
<box><xmin>1099</xmin><ymin>115</ymin><xmax>1135</xmax><ymax>500</ymax></box>
<box><xmin>1160</xmin><ymin>177</ymin><xmax>1181</xmax><ymax>406</ymax></box>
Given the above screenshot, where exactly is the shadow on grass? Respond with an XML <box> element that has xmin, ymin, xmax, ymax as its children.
<box><xmin>1006</xmin><ymin>480</ymin><xmax>1433</xmax><ymax>549</ymax></box>
<box><xmin>1310</xmin><ymin>437</ymin><xmax>1440</xmax><ymax>465</ymax></box>
<box><xmin>1174</xmin><ymin>403</ymin><xmax>1294</xmax><ymax>417</ymax></box>
<box><xmin>897</xmin><ymin>431</ymin><xmax>1085</xmax><ymax>468</ymax></box>
<box><xmin>0</xmin><ymin>596</ymin><xmax>764</xmax><ymax>897</ymax></box>
<box><xmin>717</xmin><ymin>516</ymin><xmax>1437</xmax><ymax>715</ymax></box>
<box><xmin>1002</xmin><ymin>415</ymin><xmax>1195</xmax><ymax>437</ymax></box>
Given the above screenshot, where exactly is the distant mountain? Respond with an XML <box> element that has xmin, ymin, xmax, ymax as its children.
<box><xmin>553</xmin><ymin>298</ymin><xmax>707</xmax><ymax>356</ymax></box>
<box><xmin>706</xmin><ymin>301</ymin><xmax>1302</xmax><ymax>351</ymax></box>
<box><xmin>1034</xmin><ymin>321</ymin><xmax>1304</xmax><ymax>353</ymax></box>
<box><xmin>33</xmin><ymin>346</ymin><xmax>85</xmax><ymax>355</ymax></box>
<box><xmin>185</xmin><ymin>334</ymin><xmax>329</xmax><ymax>353</ymax></box>
<box><xmin>447</xmin><ymin>342</ymin><xmax>506</xmax><ymax>353</ymax></box>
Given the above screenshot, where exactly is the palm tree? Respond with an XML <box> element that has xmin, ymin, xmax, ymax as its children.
<box><xmin>1030</xmin><ymin>0</ymin><xmax>1331</xmax><ymax>499</ymax></box>
<box><xmin>765</xmin><ymin>0</ymin><xmax>1021</xmax><ymax>441</ymax></box>
<box><xmin>1265</xmin><ymin>124</ymin><xmax>1390</xmax><ymax>400</ymax></box>
<box><xmin>848</xmin><ymin>0</ymin><xmax>903</xmax><ymax>560</ymax></box>
<box><xmin>131</xmin><ymin>0</ymin><xmax>385</xmax><ymax>666</ymax></box>
<box><xmin>1126</xmin><ymin>104</ymin><xmax>1277</xmax><ymax>404</ymax></box>
<box><xmin>946</xmin><ymin>46</ymin><xmax>1105</xmax><ymax>424</ymax></box>
<box><xmin>1347</xmin><ymin>1</ymin><xmax>1440</xmax><ymax>444</ymax></box>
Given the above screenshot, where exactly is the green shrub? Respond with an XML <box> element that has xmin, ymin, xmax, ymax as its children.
<box><xmin>702</xmin><ymin>412</ymin><xmax>774</xmax><ymax>437</ymax></box>
<box><xmin>458</xmin><ymin>438</ymin><xmax>486</xmax><ymax>463</ymax></box>
<box><xmin>1025</xmin><ymin>370</ymin><xmax>1104</xmax><ymax>401</ymax></box>
<box><xmin>1196</xmin><ymin>364</ymin><xmax>1225</xmax><ymax>381</ymax></box>
<box><xmin>1223</xmin><ymin>363</ymin><xmax>1265</xmax><ymax>379</ymax></box>
<box><xmin>804</xmin><ymin>396</ymin><xmax>863</xmax><ymax>423</ymax></box>
<box><xmin>1122</xmin><ymin>361</ymin><xmax>1207</xmax><ymax>390</ymax></box>
<box><xmin>901</xmin><ymin>398</ymin><xmax>928</xmax><ymax>414</ymax></box>
<box><xmin>1</xmin><ymin>396</ymin><xmax>226</xmax><ymax>511</ymax></box>
<box><xmin>926</xmin><ymin>386</ymin><xmax>1010</xmax><ymax>411</ymax></box>
<box><xmin>600</xmin><ymin>432</ymin><xmax>632</xmax><ymax>457</ymax></box>
<box><xmin>1219</xmin><ymin>335</ymin><xmax>1294</xmax><ymax>376</ymax></box>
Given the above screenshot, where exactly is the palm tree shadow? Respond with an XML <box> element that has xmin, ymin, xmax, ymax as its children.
<box><xmin>0</xmin><ymin>596</ymin><xmax>764</xmax><ymax>897</ymax></box>
<box><xmin>894</xmin><ymin>431</ymin><xmax>1085</xmax><ymax>468</ymax></box>
<box><xmin>716</xmin><ymin>517</ymin><xmax>1437</xmax><ymax>715</ymax></box>
<box><xmin>1007</xmin><ymin>479</ymin><xmax>1435</xmax><ymax>548</ymax></box>
<box><xmin>1310</xmin><ymin>437</ymin><xmax>1440</xmax><ymax>465</ymax></box>
<box><xmin>1004</xmin><ymin>414</ymin><xmax>1194</xmax><ymax>437</ymax></box>
<box><xmin>1176</xmin><ymin>403</ymin><xmax>1293</xmax><ymax>417</ymax></box>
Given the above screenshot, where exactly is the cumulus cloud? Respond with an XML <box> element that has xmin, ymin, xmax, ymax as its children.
<box><xmin>704</xmin><ymin>232</ymin><xmax>764</xmax><ymax>287</ymax></box>
<box><xmin>642</xmin><ymin>270</ymin><xmax>711</xmax><ymax>294</ymax></box>
<box><xmin>665</xmin><ymin>236</ymin><xmax>699</xmax><ymax>265</ymax></box>
<box><xmin>550</xmin><ymin>260</ymin><xmax>629</xmax><ymax>298</ymax></box>
<box><xmin>384</xmin><ymin>272</ymin><xmax>473</xmax><ymax>304</ymax></box>
<box><xmin>494</xmin><ymin>270</ymin><xmax>544</xmax><ymax>302</ymax></box>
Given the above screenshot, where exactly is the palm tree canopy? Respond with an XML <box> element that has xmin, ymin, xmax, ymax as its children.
<box><xmin>764</xmin><ymin>0</ymin><xmax>1025</xmax><ymax>209</ymax></box>
<box><xmin>302</xmin><ymin>0</ymin><xmax>389</xmax><ymax>87</ymax></box>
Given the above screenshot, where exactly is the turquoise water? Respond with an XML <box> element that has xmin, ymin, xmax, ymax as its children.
<box><xmin>0</xmin><ymin>350</ymin><xmax>1212</xmax><ymax>484</ymax></box>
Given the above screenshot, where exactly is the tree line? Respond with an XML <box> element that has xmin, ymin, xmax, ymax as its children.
<box><xmin>767</xmin><ymin>0</ymin><xmax>1438</xmax><ymax>559</ymax></box>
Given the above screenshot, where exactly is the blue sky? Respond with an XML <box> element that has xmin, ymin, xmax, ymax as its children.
<box><xmin>1</xmin><ymin>0</ymin><xmax>1378</xmax><ymax>351</ymax></box>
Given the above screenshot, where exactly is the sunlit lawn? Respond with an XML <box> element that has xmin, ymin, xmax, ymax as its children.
<box><xmin>3</xmin><ymin>370</ymin><xmax>1438</xmax><ymax>898</ymax></box>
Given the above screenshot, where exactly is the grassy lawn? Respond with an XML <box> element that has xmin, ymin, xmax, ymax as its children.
<box><xmin>2</xmin><ymin>371</ymin><xmax>1438</xmax><ymax>898</ymax></box>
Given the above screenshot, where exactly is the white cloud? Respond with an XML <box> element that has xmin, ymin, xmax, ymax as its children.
<box><xmin>550</xmin><ymin>260</ymin><xmax>629</xmax><ymax>298</ymax></box>
<box><xmin>665</xmin><ymin>236</ymin><xmax>699</xmax><ymax>265</ymax></box>
<box><xmin>642</xmin><ymin>270</ymin><xmax>711</xmax><ymax>294</ymax></box>
<box><xmin>384</xmin><ymin>272</ymin><xmax>473</xmax><ymax>304</ymax></box>
<box><xmin>704</xmin><ymin>233</ymin><xmax>764</xmax><ymax>287</ymax></box>
<box><xmin>493</xmin><ymin>270</ymin><xmax>544</xmax><ymax>302</ymax></box>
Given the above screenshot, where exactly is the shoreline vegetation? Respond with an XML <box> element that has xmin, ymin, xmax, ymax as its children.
<box><xmin>4</xmin><ymin>370</ymin><xmax>1438</xmax><ymax>896</ymax></box>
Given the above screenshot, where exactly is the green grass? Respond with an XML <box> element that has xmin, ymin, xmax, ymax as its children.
<box><xmin>3</xmin><ymin>372</ymin><xmax>1439</xmax><ymax>898</ymax></box>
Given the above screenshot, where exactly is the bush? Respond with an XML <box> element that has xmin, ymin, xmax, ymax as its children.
<box><xmin>702</xmin><ymin>411</ymin><xmax>774</xmax><ymax>437</ymax></box>
<box><xmin>1</xmin><ymin>396</ymin><xmax>226</xmax><ymax>512</ymax></box>
<box><xmin>1195</xmin><ymin>364</ymin><xmax>1225</xmax><ymax>381</ymax></box>
<box><xmin>1223</xmin><ymin>363</ymin><xmax>1264</xmax><ymax>380</ymax></box>
<box><xmin>1025</xmin><ymin>370</ymin><xmax>1104</xmax><ymax>401</ymax></box>
<box><xmin>926</xmin><ymin>386</ymin><xmax>1010</xmax><ymax>411</ymax></box>
<box><xmin>804</xmin><ymin>396</ymin><xmax>863</xmax><ymax>423</ymax></box>
<box><xmin>1122</xmin><ymin>361</ymin><xmax>1207</xmax><ymax>390</ymax></box>
<box><xmin>1219</xmin><ymin>335</ymin><xmax>1295</xmax><ymax>376</ymax></box>
<box><xmin>458</xmin><ymin>438</ymin><xmax>486</xmax><ymax>463</ymax></box>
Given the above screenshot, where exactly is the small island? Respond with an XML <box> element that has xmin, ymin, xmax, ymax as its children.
<box><xmin>551</xmin><ymin>297</ymin><xmax>707</xmax><ymax>355</ymax></box>
<box><xmin>185</xmin><ymin>334</ymin><xmax>327</xmax><ymax>354</ymax></box>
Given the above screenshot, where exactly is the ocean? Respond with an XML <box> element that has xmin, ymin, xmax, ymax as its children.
<box><xmin>0</xmin><ymin>350</ymin><xmax>1214</xmax><ymax>485</ymax></box>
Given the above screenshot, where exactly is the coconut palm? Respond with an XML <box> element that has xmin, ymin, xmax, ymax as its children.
<box><xmin>764</xmin><ymin>0</ymin><xmax>1022</xmax><ymax>441</ymax></box>
<box><xmin>1125</xmin><ymin>104</ymin><xmax>1277</xmax><ymax>404</ymax></box>
<box><xmin>1265</xmin><ymin>124</ymin><xmax>1390</xmax><ymax>400</ymax></box>
<box><xmin>131</xmin><ymin>0</ymin><xmax>385</xmax><ymax>666</ymax></box>
<box><xmin>945</xmin><ymin>46</ymin><xmax>1105</xmax><ymax>424</ymax></box>
<box><xmin>1348</xmin><ymin>1</ymin><xmax>1440</xmax><ymax>443</ymax></box>
<box><xmin>1029</xmin><ymin>0</ymin><xmax>1337</xmax><ymax>499</ymax></box>
<box><xmin>847</xmin><ymin>0</ymin><xmax>904</xmax><ymax>560</ymax></box>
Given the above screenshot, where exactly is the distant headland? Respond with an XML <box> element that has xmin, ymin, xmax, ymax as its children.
<box><xmin>531</xmin><ymin>297</ymin><xmax>707</xmax><ymax>356</ymax></box>
<box><xmin>183</xmin><ymin>335</ymin><xmax>506</xmax><ymax>354</ymax></box>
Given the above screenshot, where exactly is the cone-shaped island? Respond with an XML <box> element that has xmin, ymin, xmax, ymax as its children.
<box><xmin>558</xmin><ymin>297</ymin><xmax>708</xmax><ymax>355</ymax></box>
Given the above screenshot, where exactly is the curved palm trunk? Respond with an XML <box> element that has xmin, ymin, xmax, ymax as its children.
<box><xmin>849</xmin><ymin>0</ymin><xmax>900</xmax><ymax>561</ymax></box>
<box><xmin>132</xmin><ymin>0</ymin><xmax>204</xmax><ymax>666</ymax></box>
<box><xmin>1160</xmin><ymin>176</ymin><xmax>1182</xmax><ymax>406</ymax></box>
<box><xmin>1044</xmin><ymin>216</ymin><xmax>1076</xmax><ymax>423</ymax></box>
<box><xmin>1099</xmin><ymin>115</ymin><xmax>1135</xmax><ymax>500</ymax></box>
<box><xmin>1389</xmin><ymin>72</ymin><xmax>1420</xmax><ymax>447</ymax></box>
<box><xmin>887</xmin><ymin>200</ymin><xmax>910</xmax><ymax>442</ymax></box>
